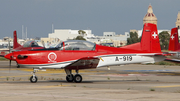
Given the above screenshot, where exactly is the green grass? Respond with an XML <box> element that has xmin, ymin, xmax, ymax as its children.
<box><xmin>149</xmin><ymin>61</ymin><xmax>180</xmax><ymax>66</ymax></box>
<box><xmin>174</xmin><ymin>90</ymin><xmax>180</xmax><ymax>93</ymax></box>
<box><xmin>0</xmin><ymin>57</ymin><xmax>8</xmax><ymax>61</ymax></box>
<box><xmin>150</xmin><ymin>88</ymin><xmax>155</xmax><ymax>91</ymax></box>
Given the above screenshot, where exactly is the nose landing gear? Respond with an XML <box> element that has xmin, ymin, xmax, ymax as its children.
<box><xmin>30</xmin><ymin>69</ymin><xmax>38</xmax><ymax>83</ymax></box>
<box><xmin>29</xmin><ymin>68</ymin><xmax>46</xmax><ymax>83</ymax></box>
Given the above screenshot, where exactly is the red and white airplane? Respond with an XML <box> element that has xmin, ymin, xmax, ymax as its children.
<box><xmin>12</xmin><ymin>31</ymin><xmax>44</xmax><ymax>52</ymax></box>
<box><xmin>2</xmin><ymin>31</ymin><xmax>45</xmax><ymax>67</ymax></box>
<box><xmin>4</xmin><ymin>23</ymin><xmax>166</xmax><ymax>83</ymax></box>
<box><xmin>165</xmin><ymin>27</ymin><xmax>180</xmax><ymax>63</ymax></box>
<box><xmin>1</xmin><ymin>30</ymin><xmax>45</xmax><ymax>57</ymax></box>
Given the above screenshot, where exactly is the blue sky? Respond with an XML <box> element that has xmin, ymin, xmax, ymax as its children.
<box><xmin>0</xmin><ymin>0</ymin><xmax>180</xmax><ymax>38</ymax></box>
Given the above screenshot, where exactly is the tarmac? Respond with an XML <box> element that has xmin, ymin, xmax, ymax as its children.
<box><xmin>0</xmin><ymin>61</ymin><xmax>180</xmax><ymax>101</ymax></box>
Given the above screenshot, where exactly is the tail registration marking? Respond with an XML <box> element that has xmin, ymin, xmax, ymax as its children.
<box><xmin>115</xmin><ymin>56</ymin><xmax>132</xmax><ymax>61</ymax></box>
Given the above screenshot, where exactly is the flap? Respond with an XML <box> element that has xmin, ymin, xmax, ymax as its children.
<box><xmin>137</xmin><ymin>52</ymin><xmax>173</xmax><ymax>56</ymax></box>
<box><xmin>136</xmin><ymin>53</ymin><xmax>163</xmax><ymax>56</ymax></box>
<box><xmin>65</xmin><ymin>57</ymin><xmax>100</xmax><ymax>70</ymax></box>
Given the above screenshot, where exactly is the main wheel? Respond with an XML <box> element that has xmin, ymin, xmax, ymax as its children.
<box><xmin>17</xmin><ymin>65</ymin><xmax>20</xmax><ymax>68</ymax></box>
<box><xmin>74</xmin><ymin>74</ymin><xmax>82</xmax><ymax>83</ymax></box>
<box><xmin>30</xmin><ymin>76</ymin><xmax>38</xmax><ymax>83</ymax></box>
<box><xmin>66</xmin><ymin>74</ymin><xmax>74</xmax><ymax>82</ymax></box>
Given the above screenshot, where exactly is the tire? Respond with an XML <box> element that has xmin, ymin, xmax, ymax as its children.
<box><xmin>74</xmin><ymin>74</ymin><xmax>82</xmax><ymax>83</ymax></box>
<box><xmin>66</xmin><ymin>74</ymin><xmax>74</xmax><ymax>82</ymax></box>
<box><xmin>30</xmin><ymin>76</ymin><xmax>38</xmax><ymax>83</ymax></box>
<box><xmin>17</xmin><ymin>65</ymin><xmax>20</xmax><ymax>68</ymax></box>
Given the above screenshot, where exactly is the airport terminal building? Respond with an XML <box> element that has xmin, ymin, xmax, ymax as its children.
<box><xmin>47</xmin><ymin>29</ymin><xmax>129</xmax><ymax>47</ymax></box>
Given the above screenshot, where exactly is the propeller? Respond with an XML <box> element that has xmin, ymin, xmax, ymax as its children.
<box><xmin>8</xmin><ymin>38</ymin><xmax>11</xmax><ymax>73</ymax></box>
<box><xmin>9</xmin><ymin>60</ymin><xmax>11</xmax><ymax>73</ymax></box>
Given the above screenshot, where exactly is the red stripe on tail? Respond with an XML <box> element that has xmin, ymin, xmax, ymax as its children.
<box><xmin>141</xmin><ymin>23</ymin><xmax>161</xmax><ymax>52</ymax></box>
<box><xmin>122</xmin><ymin>23</ymin><xmax>161</xmax><ymax>53</ymax></box>
<box><xmin>168</xmin><ymin>27</ymin><xmax>180</xmax><ymax>51</ymax></box>
<box><xmin>13</xmin><ymin>31</ymin><xmax>22</xmax><ymax>49</ymax></box>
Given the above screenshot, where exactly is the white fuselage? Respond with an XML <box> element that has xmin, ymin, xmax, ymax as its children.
<box><xmin>97</xmin><ymin>54</ymin><xmax>165</xmax><ymax>67</ymax></box>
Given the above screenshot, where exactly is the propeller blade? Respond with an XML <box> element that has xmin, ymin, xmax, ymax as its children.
<box><xmin>8</xmin><ymin>38</ymin><xmax>11</xmax><ymax>53</ymax></box>
<box><xmin>10</xmin><ymin>60</ymin><xmax>11</xmax><ymax>66</ymax></box>
<box><xmin>9</xmin><ymin>60</ymin><xmax>11</xmax><ymax>73</ymax></box>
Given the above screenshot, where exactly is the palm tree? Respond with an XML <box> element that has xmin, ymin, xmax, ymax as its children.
<box><xmin>78</xmin><ymin>30</ymin><xmax>86</xmax><ymax>36</ymax></box>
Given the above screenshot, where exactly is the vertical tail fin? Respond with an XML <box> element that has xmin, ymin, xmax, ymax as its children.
<box><xmin>168</xmin><ymin>27</ymin><xmax>180</xmax><ymax>51</ymax></box>
<box><xmin>141</xmin><ymin>23</ymin><xmax>161</xmax><ymax>52</ymax></box>
<box><xmin>122</xmin><ymin>23</ymin><xmax>161</xmax><ymax>53</ymax></box>
<box><xmin>13</xmin><ymin>31</ymin><xmax>22</xmax><ymax>49</ymax></box>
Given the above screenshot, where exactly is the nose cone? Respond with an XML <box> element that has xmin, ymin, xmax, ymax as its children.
<box><xmin>4</xmin><ymin>53</ymin><xmax>13</xmax><ymax>60</ymax></box>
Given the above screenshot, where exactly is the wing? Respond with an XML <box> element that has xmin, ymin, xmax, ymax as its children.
<box><xmin>164</xmin><ymin>58</ymin><xmax>180</xmax><ymax>63</ymax></box>
<box><xmin>65</xmin><ymin>57</ymin><xmax>100</xmax><ymax>70</ymax></box>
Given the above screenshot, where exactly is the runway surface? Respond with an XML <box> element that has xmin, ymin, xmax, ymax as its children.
<box><xmin>0</xmin><ymin>61</ymin><xmax>180</xmax><ymax>101</ymax></box>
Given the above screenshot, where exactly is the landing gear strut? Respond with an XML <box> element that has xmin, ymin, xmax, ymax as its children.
<box><xmin>30</xmin><ymin>69</ymin><xmax>38</xmax><ymax>83</ymax></box>
<box><xmin>65</xmin><ymin>69</ymin><xmax>82</xmax><ymax>83</ymax></box>
<box><xmin>29</xmin><ymin>68</ymin><xmax>46</xmax><ymax>83</ymax></box>
<box><xmin>66</xmin><ymin>74</ymin><xmax>74</xmax><ymax>82</ymax></box>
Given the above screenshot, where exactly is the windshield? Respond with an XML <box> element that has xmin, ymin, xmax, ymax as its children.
<box><xmin>56</xmin><ymin>40</ymin><xmax>96</xmax><ymax>51</ymax></box>
<box><xmin>23</xmin><ymin>41</ymin><xmax>39</xmax><ymax>47</ymax></box>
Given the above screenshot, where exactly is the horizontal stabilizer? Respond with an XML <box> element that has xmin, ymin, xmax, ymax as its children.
<box><xmin>164</xmin><ymin>58</ymin><xmax>180</xmax><ymax>63</ymax></box>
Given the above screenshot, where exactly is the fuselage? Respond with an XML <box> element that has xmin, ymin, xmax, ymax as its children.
<box><xmin>5</xmin><ymin>44</ymin><xmax>165</xmax><ymax>69</ymax></box>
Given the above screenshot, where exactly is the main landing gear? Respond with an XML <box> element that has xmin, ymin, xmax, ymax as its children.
<box><xmin>65</xmin><ymin>69</ymin><xmax>82</xmax><ymax>83</ymax></box>
<box><xmin>29</xmin><ymin>68</ymin><xmax>82</xmax><ymax>83</ymax></box>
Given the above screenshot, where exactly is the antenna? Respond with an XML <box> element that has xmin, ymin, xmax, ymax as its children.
<box><xmin>26</xmin><ymin>27</ymin><xmax>27</xmax><ymax>39</ymax></box>
<box><xmin>22</xmin><ymin>25</ymin><xmax>24</xmax><ymax>39</ymax></box>
<box><xmin>52</xmin><ymin>23</ymin><xmax>54</xmax><ymax>33</ymax></box>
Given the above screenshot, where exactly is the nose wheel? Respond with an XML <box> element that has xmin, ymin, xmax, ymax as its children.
<box><xmin>30</xmin><ymin>69</ymin><xmax>41</xmax><ymax>83</ymax></box>
<box><xmin>30</xmin><ymin>76</ymin><xmax>38</xmax><ymax>83</ymax></box>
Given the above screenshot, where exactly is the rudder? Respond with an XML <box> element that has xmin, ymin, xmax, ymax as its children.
<box><xmin>13</xmin><ymin>31</ymin><xmax>21</xmax><ymax>49</ymax></box>
<box><xmin>141</xmin><ymin>23</ymin><xmax>161</xmax><ymax>52</ymax></box>
<box><xmin>168</xmin><ymin>27</ymin><xmax>180</xmax><ymax>51</ymax></box>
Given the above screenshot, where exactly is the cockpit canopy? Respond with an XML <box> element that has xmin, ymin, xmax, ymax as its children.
<box><xmin>23</xmin><ymin>41</ymin><xmax>40</xmax><ymax>47</ymax></box>
<box><xmin>56</xmin><ymin>40</ymin><xmax>96</xmax><ymax>51</ymax></box>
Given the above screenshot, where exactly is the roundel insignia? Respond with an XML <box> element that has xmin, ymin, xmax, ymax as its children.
<box><xmin>48</xmin><ymin>52</ymin><xmax>57</xmax><ymax>62</ymax></box>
